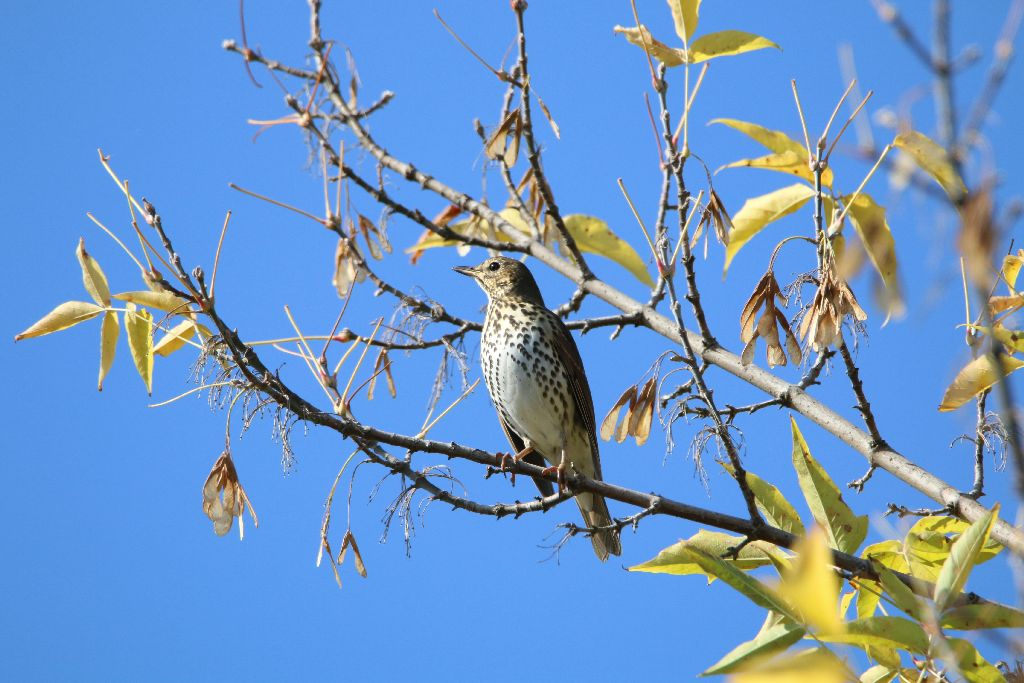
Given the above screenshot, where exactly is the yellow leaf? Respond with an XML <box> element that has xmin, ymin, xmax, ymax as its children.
<box><xmin>893</xmin><ymin>130</ymin><xmax>967</xmax><ymax>201</ymax></box>
<box><xmin>125</xmin><ymin>303</ymin><xmax>154</xmax><ymax>395</ymax></box>
<box><xmin>153</xmin><ymin>319</ymin><xmax>197</xmax><ymax>357</ymax></box>
<box><xmin>711</xmin><ymin>118</ymin><xmax>832</xmax><ymax>186</ymax></box>
<box><xmin>628</xmin><ymin>530</ymin><xmax>785</xmax><ymax>581</ymax></box>
<box><xmin>725</xmin><ymin>184</ymin><xmax>815</xmax><ymax>273</ymax></box>
<box><xmin>14</xmin><ymin>301</ymin><xmax>104</xmax><ymax>341</ymax></box>
<box><xmin>98</xmin><ymin>311</ymin><xmax>119</xmax><ymax>391</ymax></box>
<box><xmin>688</xmin><ymin>30</ymin><xmax>780</xmax><ymax>64</ymax></box>
<box><xmin>968</xmin><ymin>323</ymin><xmax>1024</xmax><ymax>354</ymax></box>
<box><xmin>405</xmin><ymin>208</ymin><xmax>522</xmax><ymax>253</ymax></box>
<box><xmin>730</xmin><ymin>649</ymin><xmax>847</xmax><ymax>683</ymax></box>
<box><xmin>989</xmin><ymin>293</ymin><xmax>1024</xmax><ymax>314</ymax></box>
<box><xmin>939</xmin><ymin>354</ymin><xmax>1024</xmax><ymax>411</ymax></box>
<box><xmin>943</xmin><ymin>638</ymin><xmax>1005</xmax><ymax>683</ymax></box>
<box><xmin>941</xmin><ymin>603</ymin><xmax>1024</xmax><ymax>630</ymax></box>
<box><xmin>843</xmin><ymin>193</ymin><xmax>903</xmax><ymax>321</ymax></box>
<box><xmin>720</xmin><ymin>150</ymin><xmax>833</xmax><ymax>187</ymax></box>
<box><xmin>666</xmin><ymin>0</ymin><xmax>701</xmax><ymax>43</ymax></box>
<box><xmin>76</xmin><ymin>237</ymin><xmax>111</xmax><ymax>306</ymax></box>
<box><xmin>859</xmin><ymin>664</ymin><xmax>898</xmax><ymax>683</ymax></box>
<box><xmin>819</xmin><ymin>616</ymin><xmax>928</xmax><ymax>653</ymax></box>
<box><xmin>613</xmin><ymin>25</ymin><xmax>686</xmax><ymax>67</ymax></box>
<box><xmin>711</xmin><ymin>118</ymin><xmax>806</xmax><ymax>156</ymax></box>
<box><xmin>113</xmin><ymin>290</ymin><xmax>191</xmax><ymax>313</ymax></box>
<box><xmin>780</xmin><ymin>527</ymin><xmax>844</xmax><ymax>634</ymax></box>
<box><xmin>563</xmin><ymin>214</ymin><xmax>653</xmax><ymax>286</ymax></box>
<box><xmin>1001</xmin><ymin>251</ymin><xmax>1024</xmax><ymax>289</ymax></box>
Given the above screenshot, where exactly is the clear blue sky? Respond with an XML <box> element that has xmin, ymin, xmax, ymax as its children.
<box><xmin>3</xmin><ymin>2</ymin><xmax>1022</xmax><ymax>680</ymax></box>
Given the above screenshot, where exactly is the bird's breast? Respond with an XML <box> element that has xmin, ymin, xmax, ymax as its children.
<box><xmin>482</xmin><ymin>312</ymin><xmax>571</xmax><ymax>457</ymax></box>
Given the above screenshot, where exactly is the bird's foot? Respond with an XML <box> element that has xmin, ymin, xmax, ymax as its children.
<box><xmin>497</xmin><ymin>445</ymin><xmax>535</xmax><ymax>487</ymax></box>
<box><xmin>540</xmin><ymin>463</ymin><xmax>568</xmax><ymax>493</ymax></box>
<box><xmin>497</xmin><ymin>452</ymin><xmax>516</xmax><ymax>486</ymax></box>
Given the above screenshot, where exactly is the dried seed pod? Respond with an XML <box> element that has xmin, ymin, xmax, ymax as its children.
<box><xmin>202</xmin><ymin>451</ymin><xmax>257</xmax><ymax>538</ymax></box>
<box><xmin>739</xmin><ymin>271</ymin><xmax>802</xmax><ymax>367</ymax></box>
<box><xmin>799</xmin><ymin>263</ymin><xmax>868</xmax><ymax>352</ymax></box>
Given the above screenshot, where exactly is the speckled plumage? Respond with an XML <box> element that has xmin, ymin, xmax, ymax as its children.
<box><xmin>454</xmin><ymin>256</ymin><xmax>621</xmax><ymax>560</ymax></box>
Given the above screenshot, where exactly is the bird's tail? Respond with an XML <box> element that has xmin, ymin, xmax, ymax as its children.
<box><xmin>576</xmin><ymin>492</ymin><xmax>621</xmax><ymax>561</ymax></box>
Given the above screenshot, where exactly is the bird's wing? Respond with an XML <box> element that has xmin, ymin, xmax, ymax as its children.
<box><xmin>547</xmin><ymin>310</ymin><xmax>603</xmax><ymax>480</ymax></box>
<box><xmin>498</xmin><ymin>412</ymin><xmax>555</xmax><ymax>497</ymax></box>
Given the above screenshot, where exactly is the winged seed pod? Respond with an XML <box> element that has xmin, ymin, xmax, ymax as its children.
<box><xmin>600</xmin><ymin>378</ymin><xmax>656</xmax><ymax>446</ymax></box>
<box><xmin>202</xmin><ymin>451</ymin><xmax>258</xmax><ymax>538</ymax></box>
<box><xmin>740</xmin><ymin>271</ymin><xmax>801</xmax><ymax>367</ymax></box>
<box><xmin>332</xmin><ymin>236</ymin><xmax>366</xmax><ymax>298</ymax></box>
<box><xmin>704</xmin><ymin>188</ymin><xmax>732</xmax><ymax>246</ymax></box>
<box><xmin>799</xmin><ymin>262</ymin><xmax>868</xmax><ymax>352</ymax></box>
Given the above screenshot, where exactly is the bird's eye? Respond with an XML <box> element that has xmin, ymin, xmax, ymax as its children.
<box><xmin>488</xmin><ymin>261</ymin><xmax>500</xmax><ymax>271</ymax></box>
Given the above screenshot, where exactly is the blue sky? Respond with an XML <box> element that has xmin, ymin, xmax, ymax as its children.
<box><xmin>2</xmin><ymin>2</ymin><xmax>1022</xmax><ymax>680</ymax></box>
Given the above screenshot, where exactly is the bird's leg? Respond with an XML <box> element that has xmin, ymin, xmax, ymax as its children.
<box><xmin>540</xmin><ymin>448</ymin><xmax>569</xmax><ymax>493</ymax></box>
<box><xmin>498</xmin><ymin>444</ymin><xmax>535</xmax><ymax>487</ymax></box>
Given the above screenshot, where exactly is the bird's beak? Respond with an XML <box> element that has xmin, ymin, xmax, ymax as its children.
<box><xmin>452</xmin><ymin>265</ymin><xmax>477</xmax><ymax>278</ymax></box>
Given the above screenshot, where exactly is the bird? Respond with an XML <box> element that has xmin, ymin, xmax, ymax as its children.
<box><xmin>453</xmin><ymin>255</ymin><xmax>621</xmax><ymax>560</ymax></box>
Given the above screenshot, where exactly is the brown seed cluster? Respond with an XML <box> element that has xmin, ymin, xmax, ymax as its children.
<box><xmin>202</xmin><ymin>451</ymin><xmax>257</xmax><ymax>537</ymax></box>
<box><xmin>740</xmin><ymin>271</ymin><xmax>801</xmax><ymax>367</ymax></box>
<box><xmin>799</xmin><ymin>264</ymin><xmax>868</xmax><ymax>352</ymax></box>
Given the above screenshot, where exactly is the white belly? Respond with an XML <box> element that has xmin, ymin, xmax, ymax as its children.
<box><xmin>491</xmin><ymin>341</ymin><xmax>566</xmax><ymax>458</ymax></box>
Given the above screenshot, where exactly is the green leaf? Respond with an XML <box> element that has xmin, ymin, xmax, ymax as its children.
<box><xmin>893</xmin><ymin>130</ymin><xmax>967</xmax><ymax>201</ymax></box>
<box><xmin>724</xmin><ymin>184</ymin><xmax>815</xmax><ymax>272</ymax></box>
<box><xmin>632</xmin><ymin>540</ymin><xmax>797</xmax><ymax>619</ymax></box>
<box><xmin>818</xmin><ymin>616</ymin><xmax>928</xmax><ymax>654</ymax></box>
<box><xmin>15</xmin><ymin>301</ymin><xmax>104</xmax><ymax>341</ymax></box>
<box><xmin>701</xmin><ymin>621</ymin><xmax>805</xmax><ymax>675</ymax></box>
<box><xmin>613</xmin><ymin>25</ymin><xmax>686</xmax><ymax>66</ymax></box>
<box><xmin>944</xmin><ymin>638</ymin><xmax>1005</xmax><ymax>683</ymax></box>
<box><xmin>790</xmin><ymin>417</ymin><xmax>868</xmax><ymax>554</ymax></box>
<box><xmin>628</xmin><ymin>530</ymin><xmax>784</xmax><ymax>581</ymax></box>
<box><xmin>855</xmin><ymin>579</ymin><xmax>883</xmax><ymax>620</ymax></box>
<box><xmin>688</xmin><ymin>30</ymin><xmax>780</xmax><ymax>63</ymax></box>
<box><xmin>113</xmin><ymin>290</ymin><xmax>192</xmax><ymax>313</ymax></box>
<box><xmin>871</xmin><ymin>561</ymin><xmax>922</xmax><ymax>620</ymax></box>
<box><xmin>76</xmin><ymin>237</ymin><xmax>111</xmax><ymax>306</ymax></box>
<box><xmin>842</xmin><ymin>193</ymin><xmax>903</xmax><ymax>321</ymax></box>
<box><xmin>125</xmin><ymin>303</ymin><xmax>154</xmax><ymax>395</ymax></box>
<box><xmin>98</xmin><ymin>311</ymin><xmax>119</xmax><ymax>391</ymax></box>
<box><xmin>562</xmin><ymin>214</ymin><xmax>653</xmax><ymax>286</ymax></box>
<box><xmin>941</xmin><ymin>602</ymin><xmax>1024</xmax><ymax>630</ymax></box>
<box><xmin>721</xmin><ymin>463</ymin><xmax>805</xmax><ymax>534</ymax></box>
<box><xmin>933</xmin><ymin>505</ymin><xmax>998</xmax><ymax>612</ymax></box>
<box><xmin>667</xmin><ymin>0</ymin><xmax>701</xmax><ymax>43</ymax></box>
<box><xmin>939</xmin><ymin>354</ymin><xmax>1024</xmax><ymax>411</ymax></box>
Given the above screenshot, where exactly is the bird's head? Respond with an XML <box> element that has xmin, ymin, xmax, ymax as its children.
<box><xmin>452</xmin><ymin>256</ymin><xmax>545</xmax><ymax>304</ymax></box>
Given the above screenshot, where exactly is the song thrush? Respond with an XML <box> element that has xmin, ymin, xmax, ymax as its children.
<box><xmin>454</xmin><ymin>256</ymin><xmax>621</xmax><ymax>560</ymax></box>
